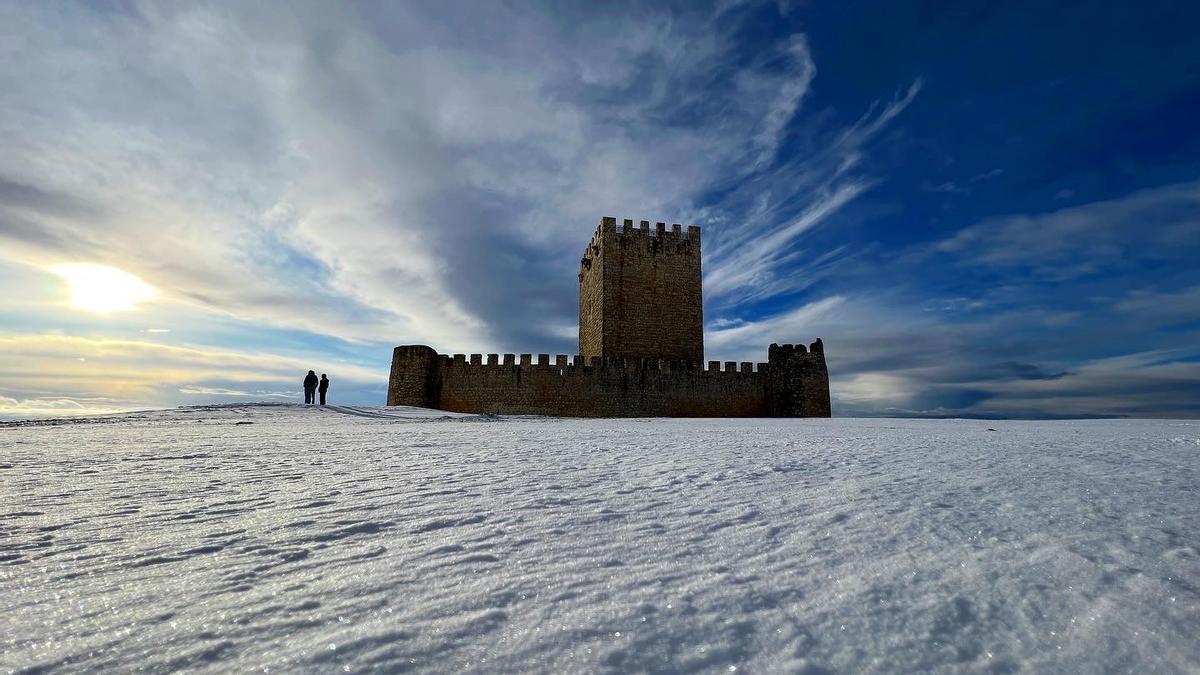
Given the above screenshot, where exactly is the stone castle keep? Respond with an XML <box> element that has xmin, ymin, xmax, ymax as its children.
<box><xmin>387</xmin><ymin>217</ymin><xmax>831</xmax><ymax>417</ymax></box>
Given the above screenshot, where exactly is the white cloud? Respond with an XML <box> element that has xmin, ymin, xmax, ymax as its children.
<box><xmin>706</xmin><ymin>295</ymin><xmax>847</xmax><ymax>361</ymax></box>
<box><xmin>705</xmin><ymin>183</ymin><xmax>868</xmax><ymax>299</ymax></box>
<box><xmin>0</xmin><ymin>333</ymin><xmax>384</xmax><ymax>413</ymax></box>
<box><xmin>0</xmin><ymin>2</ymin><xmax>918</xmax><ymax>354</ymax></box>
<box><xmin>963</xmin><ymin>350</ymin><xmax>1200</xmax><ymax>418</ymax></box>
<box><xmin>833</xmin><ymin>372</ymin><xmax>915</xmax><ymax>406</ymax></box>
<box><xmin>178</xmin><ymin>386</ymin><xmax>297</xmax><ymax>398</ymax></box>
<box><xmin>932</xmin><ymin>179</ymin><xmax>1200</xmax><ymax>276</ymax></box>
<box><xmin>703</xmin><ymin>79</ymin><xmax>922</xmax><ymax>307</ymax></box>
<box><xmin>1115</xmin><ymin>286</ymin><xmax>1200</xmax><ymax>325</ymax></box>
<box><xmin>0</xmin><ymin>395</ymin><xmax>117</xmax><ymax>417</ymax></box>
<box><xmin>746</xmin><ymin>34</ymin><xmax>817</xmax><ymax>169</ymax></box>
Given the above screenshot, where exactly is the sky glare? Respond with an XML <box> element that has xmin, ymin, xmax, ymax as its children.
<box><xmin>1</xmin><ymin>1</ymin><xmax>1198</xmax><ymax>418</ymax></box>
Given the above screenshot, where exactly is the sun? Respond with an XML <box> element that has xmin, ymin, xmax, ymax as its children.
<box><xmin>52</xmin><ymin>263</ymin><xmax>157</xmax><ymax>313</ymax></box>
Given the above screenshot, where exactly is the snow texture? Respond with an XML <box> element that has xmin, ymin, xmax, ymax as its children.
<box><xmin>2</xmin><ymin>404</ymin><xmax>1198</xmax><ymax>673</ymax></box>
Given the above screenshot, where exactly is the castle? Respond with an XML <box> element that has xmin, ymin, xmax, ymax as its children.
<box><xmin>387</xmin><ymin>217</ymin><xmax>831</xmax><ymax>417</ymax></box>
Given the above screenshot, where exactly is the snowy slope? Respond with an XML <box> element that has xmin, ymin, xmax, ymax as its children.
<box><xmin>1</xmin><ymin>405</ymin><xmax>1197</xmax><ymax>673</ymax></box>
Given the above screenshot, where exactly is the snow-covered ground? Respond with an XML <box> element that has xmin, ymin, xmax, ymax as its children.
<box><xmin>2</xmin><ymin>404</ymin><xmax>1197</xmax><ymax>673</ymax></box>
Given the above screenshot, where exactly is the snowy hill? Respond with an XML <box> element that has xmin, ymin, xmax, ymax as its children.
<box><xmin>2</xmin><ymin>405</ymin><xmax>1197</xmax><ymax>673</ymax></box>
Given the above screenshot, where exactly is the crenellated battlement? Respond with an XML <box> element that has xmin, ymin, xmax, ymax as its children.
<box><xmin>580</xmin><ymin>216</ymin><xmax>704</xmax><ymax>364</ymax></box>
<box><xmin>768</xmin><ymin>338</ymin><xmax>825</xmax><ymax>358</ymax></box>
<box><xmin>389</xmin><ymin>214</ymin><xmax>830</xmax><ymax>417</ymax></box>
<box><xmin>389</xmin><ymin>338</ymin><xmax>829</xmax><ymax>418</ymax></box>
<box><xmin>593</xmin><ymin>216</ymin><xmax>699</xmax><ymax>252</ymax></box>
<box><xmin>435</xmin><ymin>352</ymin><xmax>771</xmax><ymax>375</ymax></box>
<box><xmin>580</xmin><ymin>220</ymin><xmax>699</xmax><ymax>276</ymax></box>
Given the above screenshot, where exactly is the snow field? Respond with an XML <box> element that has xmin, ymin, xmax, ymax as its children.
<box><xmin>1</xmin><ymin>405</ymin><xmax>1198</xmax><ymax>673</ymax></box>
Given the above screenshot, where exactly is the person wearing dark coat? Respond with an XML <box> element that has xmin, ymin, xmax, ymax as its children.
<box><xmin>303</xmin><ymin>370</ymin><xmax>318</xmax><ymax>404</ymax></box>
<box><xmin>318</xmin><ymin>374</ymin><xmax>330</xmax><ymax>405</ymax></box>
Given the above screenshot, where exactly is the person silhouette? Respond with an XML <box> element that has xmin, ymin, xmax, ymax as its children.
<box><xmin>318</xmin><ymin>374</ymin><xmax>330</xmax><ymax>405</ymax></box>
<box><xmin>303</xmin><ymin>370</ymin><xmax>318</xmax><ymax>404</ymax></box>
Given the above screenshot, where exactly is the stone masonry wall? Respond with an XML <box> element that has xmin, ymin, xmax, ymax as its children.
<box><xmin>767</xmin><ymin>339</ymin><xmax>832</xmax><ymax>417</ymax></box>
<box><xmin>578</xmin><ymin>226</ymin><xmax>606</xmax><ymax>360</ymax></box>
<box><xmin>387</xmin><ymin>345</ymin><xmax>438</xmax><ymax>409</ymax></box>
<box><xmin>579</xmin><ymin>217</ymin><xmax>702</xmax><ymax>363</ymax></box>
<box><xmin>388</xmin><ymin>342</ymin><xmax>831</xmax><ymax>418</ymax></box>
<box><xmin>389</xmin><ymin>216</ymin><xmax>832</xmax><ymax>418</ymax></box>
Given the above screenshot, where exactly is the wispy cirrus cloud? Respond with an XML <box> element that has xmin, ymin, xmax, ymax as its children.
<box><xmin>4</xmin><ymin>2</ymin><xmax>1192</xmax><ymax>419</ymax></box>
<box><xmin>707</xmin><ymin>295</ymin><xmax>848</xmax><ymax>361</ymax></box>
<box><xmin>698</xmin><ymin>176</ymin><xmax>1200</xmax><ymax>418</ymax></box>
<box><xmin>0</xmin><ymin>2</ymin><xmax>916</xmax><ymax>357</ymax></box>
<box><xmin>703</xmin><ymin>79</ymin><xmax>923</xmax><ymax>307</ymax></box>
<box><xmin>0</xmin><ymin>1</ymin><xmax>923</xmax><ymax>414</ymax></box>
<box><xmin>931</xmin><ymin>179</ymin><xmax>1200</xmax><ymax>279</ymax></box>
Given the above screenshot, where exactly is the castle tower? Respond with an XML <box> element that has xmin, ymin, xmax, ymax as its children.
<box><xmin>389</xmin><ymin>215</ymin><xmax>829</xmax><ymax>417</ymax></box>
<box><xmin>578</xmin><ymin>216</ymin><xmax>704</xmax><ymax>364</ymax></box>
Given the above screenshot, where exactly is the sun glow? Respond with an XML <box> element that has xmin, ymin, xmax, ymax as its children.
<box><xmin>52</xmin><ymin>263</ymin><xmax>157</xmax><ymax>313</ymax></box>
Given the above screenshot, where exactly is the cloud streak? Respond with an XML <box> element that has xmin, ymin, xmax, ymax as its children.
<box><xmin>1</xmin><ymin>3</ymin><xmax>1194</xmax><ymax>418</ymax></box>
<box><xmin>0</xmin><ymin>2</ymin><xmax>919</xmax><ymax>356</ymax></box>
<box><xmin>0</xmin><ymin>333</ymin><xmax>384</xmax><ymax>413</ymax></box>
<box><xmin>932</xmin><ymin>179</ymin><xmax>1200</xmax><ymax>279</ymax></box>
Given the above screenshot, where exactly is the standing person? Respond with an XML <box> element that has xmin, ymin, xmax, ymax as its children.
<box><xmin>318</xmin><ymin>374</ymin><xmax>330</xmax><ymax>406</ymax></box>
<box><xmin>303</xmin><ymin>370</ymin><xmax>318</xmax><ymax>404</ymax></box>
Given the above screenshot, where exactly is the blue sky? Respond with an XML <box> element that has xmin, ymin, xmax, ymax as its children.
<box><xmin>1</xmin><ymin>0</ymin><xmax>1198</xmax><ymax>418</ymax></box>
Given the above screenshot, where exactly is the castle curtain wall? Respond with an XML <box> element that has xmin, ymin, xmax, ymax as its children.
<box><xmin>387</xmin><ymin>345</ymin><xmax>830</xmax><ymax>418</ymax></box>
<box><xmin>388</xmin><ymin>216</ymin><xmax>832</xmax><ymax>418</ymax></box>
